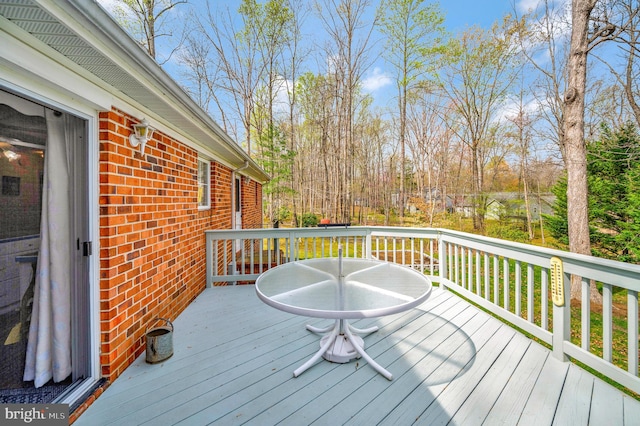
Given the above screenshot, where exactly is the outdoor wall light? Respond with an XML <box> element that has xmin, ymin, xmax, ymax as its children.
<box><xmin>0</xmin><ymin>141</ymin><xmax>21</xmax><ymax>161</ymax></box>
<box><xmin>2</xmin><ymin>148</ymin><xmax>20</xmax><ymax>161</ymax></box>
<box><xmin>129</xmin><ymin>118</ymin><xmax>154</xmax><ymax>155</ymax></box>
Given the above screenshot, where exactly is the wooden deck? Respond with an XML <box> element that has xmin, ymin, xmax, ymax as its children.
<box><xmin>75</xmin><ymin>285</ymin><xmax>640</xmax><ymax>425</ymax></box>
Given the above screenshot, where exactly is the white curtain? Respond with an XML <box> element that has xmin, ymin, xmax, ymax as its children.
<box><xmin>24</xmin><ymin>109</ymin><xmax>72</xmax><ymax>388</ymax></box>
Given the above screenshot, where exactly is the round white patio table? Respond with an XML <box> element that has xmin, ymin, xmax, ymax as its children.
<box><xmin>255</xmin><ymin>249</ymin><xmax>432</xmax><ymax>380</ymax></box>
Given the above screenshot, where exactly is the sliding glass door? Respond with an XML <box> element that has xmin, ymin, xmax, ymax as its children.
<box><xmin>0</xmin><ymin>88</ymin><xmax>90</xmax><ymax>404</ymax></box>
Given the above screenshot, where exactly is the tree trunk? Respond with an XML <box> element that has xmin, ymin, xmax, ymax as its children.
<box><xmin>471</xmin><ymin>143</ymin><xmax>484</xmax><ymax>231</ymax></box>
<box><xmin>523</xmin><ymin>177</ymin><xmax>534</xmax><ymax>240</ymax></box>
<box><xmin>399</xmin><ymin>85</ymin><xmax>406</xmax><ymax>224</ymax></box>
<box><xmin>536</xmin><ymin>181</ymin><xmax>546</xmax><ymax>245</ymax></box>
<box><xmin>564</xmin><ymin>0</ymin><xmax>601</xmax><ymax>303</ymax></box>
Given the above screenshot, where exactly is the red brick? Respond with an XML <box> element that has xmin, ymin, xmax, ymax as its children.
<box><xmin>97</xmin><ymin>108</ymin><xmax>262</xmax><ymax>388</ymax></box>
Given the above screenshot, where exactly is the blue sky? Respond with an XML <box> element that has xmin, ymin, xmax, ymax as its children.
<box><xmin>362</xmin><ymin>1</ymin><xmax>524</xmax><ymax>107</ymax></box>
<box><xmin>98</xmin><ymin>0</ymin><xmax>552</xmax><ymax>117</ymax></box>
<box><xmin>440</xmin><ymin>0</ymin><xmax>514</xmax><ymax>31</ymax></box>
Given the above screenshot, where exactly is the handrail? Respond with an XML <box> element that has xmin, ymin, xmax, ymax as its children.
<box><xmin>205</xmin><ymin>226</ymin><xmax>640</xmax><ymax>394</ymax></box>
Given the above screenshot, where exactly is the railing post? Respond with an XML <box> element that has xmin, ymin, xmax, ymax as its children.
<box><xmin>289</xmin><ymin>230</ymin><xmax>296</xmax><ymax>262</ymax></box>
<box><xmin>206</xmin><ymin>232</ymin><xmax>212</xmax><ymax>288</ymax></box>
<box><xmin>552</xmin><ymin>271</ymin><xmax>571</xmax><ymax>362</ymax></box>
<box><xmin>438</xmin><ymin>234</ymin><xmax>448</xmax><ymax>289</ymax></box>
<box><xmin>365</xmin><ymin>229</ymin><xmax>372</xmax><ymax>259</ymax></box>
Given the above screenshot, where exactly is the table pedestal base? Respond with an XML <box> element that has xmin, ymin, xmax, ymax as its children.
<box><xmin>293</xmin><ymin>319</ymin><xmax>393</xmax><ymax>380</ymax></box>
<box><xmin>320</xmin><ymin>333</ymin><xmax>363</xmax><ymax>363</ymax></box>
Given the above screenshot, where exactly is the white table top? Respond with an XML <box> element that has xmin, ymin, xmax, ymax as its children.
<box><xmin>255</xmin><ymin>257</ymin><xmax>432</xmax><ymax>319</ymax></box>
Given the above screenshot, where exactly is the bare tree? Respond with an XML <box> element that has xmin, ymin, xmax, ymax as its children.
<box><xmin>108</xmin><ymin>0</ymin><xmax>187</xmax><ymax>62</ymax></box>
<box><xmin>591</xmin><ymin>0</ymin><xmax>640</xmax><ymax>126</ymax></box>
<box><xmin>505</xmin><ymin>76</ymin><xmax>537</xmax><ymax>240</ymax></box>
<box><xmin>281</xmin><ymin>0</ymin><xmax>311</xmax><ymax>226</ymax></box>
<box><xmin>178</xmin><ymin>32</ymin><xmax>226</xmax><ymax>123</ymax></box>
<box><xmin>315</xmin><ymin>0</ymin><xmax>378</xmax><ymax>223</ymax></box>
<box><xmin>378</xmin><ymin>0</ymin><xmax>447</xmax><ymax>223</ymax></box>
<box><xmin>440</xmin><ymin>18</ymin><xmax>521</xmax><ymax>231</ymax></box>
<box><xmin>406</xmin><ymin>92</ymin><xmax>454</xmax><ymax>225</ymax></box>
<box><xmin>187</xmin><ymin>3</ymin><xmax>265</xmax><ymax>154</ymax></box>
<box><xmin>514</xmin><ymin>0</ymin><xmax>570</xmax><ymax>165</ymax></box>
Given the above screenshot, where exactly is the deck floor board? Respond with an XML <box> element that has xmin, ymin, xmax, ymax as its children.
<box><xmin>75</xmin><ymin>285</ymin><xmax>640</xmax><ymax>425</ymax></box>
<box><xmin>482</xmin><ymin>342</ymin><xmax>549</xmax><ymax>425</ymax></box>
<box><xmin>449</xmin><ymin>332</ymin><xmax>532</xmax><ymax>425</ymax></box>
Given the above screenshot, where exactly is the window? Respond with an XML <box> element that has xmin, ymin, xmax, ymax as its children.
<box><xmin>197</xmin><ymin>158</ymin><xmax>210</xmax><ymax>209</ymax></box>
<box><xmin>235</xmin><ymin>177</ymin><xmax>241</xmax><ymax>213</ymax></box>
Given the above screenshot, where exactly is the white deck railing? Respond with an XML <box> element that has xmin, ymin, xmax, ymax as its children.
<box><xmin>205</xmin><ymin>226</ymin><xmax>640</xmax><ymax>394</ymax></box>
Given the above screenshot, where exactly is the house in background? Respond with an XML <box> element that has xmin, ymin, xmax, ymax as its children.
<box><xmin>0</xmin><ymin>0</ymin><xmax>268</xmax><ymax>421</ymax></box>
<box><xmin>484</xmin><ymin>193</ymin><xmax>556</xmax><ymax>221</ymax></box>
<box><xmin>452</xmin><ymin>192</ymin><xmax>556</xmax><ymax>222</ymax></box>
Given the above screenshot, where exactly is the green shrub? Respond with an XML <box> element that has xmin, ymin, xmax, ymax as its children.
<box><xmin>299</xmin><ymin>213</ymin><xmax>319</xmax><ymax>227</ymax></box>
<box><xmin>488</xmin><ymin>224</ymin><xmax>529</xmax><ymax>243</ymax></box>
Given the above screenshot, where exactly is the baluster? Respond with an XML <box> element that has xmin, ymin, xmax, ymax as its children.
<box><xmin>391</xmin><ymin>237</ymin><xmax>395</xmax><ymax>262</ymax></box>
<box><xmin>467</xmin><ymin>248</ymin><xmax>474</xmax><ymax>292</ymax></box>
<box><xmin>515</xmin><ymin>261</ymin><xmax>522</xmax><ymax>317</ymax></box>
<box><xmin>527</xmin><ymin>264</ymin><xmax>534</xmax><ymax>322</ymax></box>
<box><xmin>484</xmin><ymin>252</ymin><xmax>489</xmax><ymax>299</ymax></box>
<box><xmin>503</xmin><ymin>258</ymin><xmax>509</xmax><ymax>311</ymax></box>
<box><xmin>628</xmin><ymin>289</ymin><xmax>638</xmax><ymax>375</ymax></box>
<box><xmin>463</xmin><ymin>247</ymin><xmax>467</xmax><ymax>289</ymax></box>
<box><xmin>602</xmin><ymin>283</ymin><xmax>612</xmax><ymax>362</ymax></box>
<box><xmin>541</xmin><ymin>269</ymin><xmax>549</xmax><ymax>331</ymax></box>
<box><xmin>453</xmin><ymin>244</ymin><xmax>464</xmax><ymax>287</ymax></box>
<box><xmin>493</xmin><ymin>255</ymin><xmax>499</xmax><ymax>304</ymax></box>
<box><xmin>248</xmin><ymin>239</ymin><xmax>254</xmax><ymax>275</ymax></box>
<box><xmin>582</xmin><ymin>277</ymin><xmax>591</xmax><ymax>351</ymax></box>
<box><xmin>450</xmin><ymin>244</ymin><xmax>456</xmax><ymax>284</ymax></box>
<box><xmin>429</xmin><ymin>239</ymin><xmax>434</xmax><ymax>275</ymax></box>
<box><xmin>410</xmin><ymin>238</ymin><xmax>415</xmax><ymax>270</ymax></box>
<box><xmin>223</xmin><ymin>239</ymin><xmax>229</xmax><ymax>280</ymax></box>
<box><xmin>384</xmin><ymin>238</ymin><xmax>388</xmax><ymax>262</ymax></box>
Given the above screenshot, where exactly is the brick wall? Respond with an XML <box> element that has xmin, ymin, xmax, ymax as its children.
<box><xmin>97</xmin><ymin>108</ymin><xmax>262</xmax><ymax>382</ymax></box>
<box><xmin>240</xmin><ymin>178</ymin><xmax>263</xmax><ymax>228</ymax></box>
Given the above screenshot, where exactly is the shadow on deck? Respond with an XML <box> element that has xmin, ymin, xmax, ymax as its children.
<box><xmin>75</xmin><ymin>286</ymin><xmax>640</xmax><ymax>425</ymax></box>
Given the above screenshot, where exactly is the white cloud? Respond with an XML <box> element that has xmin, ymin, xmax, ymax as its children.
<box><xmin>516</xmin><ymin>0</ymin><xmax>571</xmax><ymax>27</ymax></box>
<box><xmin>362</xmin><ymin>67</ymin><xmax>393</xmax><ymax>92</ymax></box>
<box><xmin>494</xmin><ymin>96</ymin><xmax>544</xmax><ymax>125</ymax></box>
<box><xmin>516</xmin><ymin>0</ymin><xmax>570</xmax><ymax>14</ymax></box>
<box><xmin>515</xmin><ymin>0</ymin><xmax>571</xmax><ymax>68</ymax></box>
<box><xmin>273</xmin><ymin>76</ymin><xmax>293</xmax><ymax>118</ymax></box>
<box><xmin>516</xmin><ymin>0</ymin><xmax>541</xmax><ymax>14</ymax></box>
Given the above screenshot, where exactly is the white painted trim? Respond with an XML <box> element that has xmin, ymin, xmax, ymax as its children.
<box><xmin>85</xmin><ymin>111</ymin><xmax>102</xmax><ymax>390</ymax></box>
<box><xmin>233</xmin><ymin>176</ymin><xmax>242</xmax><ymax>231</ymax></box>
